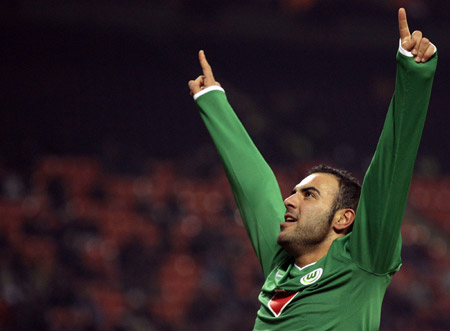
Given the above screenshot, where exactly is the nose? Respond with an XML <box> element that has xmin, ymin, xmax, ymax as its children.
<box><xmin>284</xmin><ymin>193</ymin><xmax>298</xmax><ymax>209</ymax></box>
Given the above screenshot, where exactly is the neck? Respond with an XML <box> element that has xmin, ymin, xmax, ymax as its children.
<box><xmin>293</xmin><ymin>236</ymin><xmax>336</xmax><ymax>268</ymax></box>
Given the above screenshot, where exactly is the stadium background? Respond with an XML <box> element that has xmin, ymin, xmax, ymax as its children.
<box><xmin>1</xmin><ymin>1</ymin><xmax>449</xmax><ymax>330</ymax></box>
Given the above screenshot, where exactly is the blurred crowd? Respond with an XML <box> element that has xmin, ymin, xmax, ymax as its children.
<box><xmin>0</xmin><ymin>156</ymin><xmax>448</xmax><ymax>330</ymax></box>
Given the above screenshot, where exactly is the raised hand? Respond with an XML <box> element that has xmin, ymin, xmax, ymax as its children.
<box><xmin>188</xmin><ymin>50</ymin><xmax>221</xmax><ymax>96</ymax></box>
<box><xmin>398</xmin><ymin>8</ymin><xmax>435</xmax><ymax>63</ymax></box>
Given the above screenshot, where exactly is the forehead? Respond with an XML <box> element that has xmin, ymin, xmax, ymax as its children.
<box><xmin>295</xmin><ymin>173</ymin><xmax>339</xmax><ymax>196</ymax></box>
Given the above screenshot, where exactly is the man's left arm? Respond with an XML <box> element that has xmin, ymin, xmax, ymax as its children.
<box><xmin>348</xmin><ymin>8</ymin><xmax>438</xmax><ymax>274</ymax></box>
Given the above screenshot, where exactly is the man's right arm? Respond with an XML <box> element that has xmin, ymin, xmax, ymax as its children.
<box><xmin>189</xmin><ymin>52</ymin><xmax>287</xmax><ymax>277</ymax></box>
<box><xmin>348</xmin><ymin>9</ymin><xmax>437</xmax><ymax>274</ymax></box>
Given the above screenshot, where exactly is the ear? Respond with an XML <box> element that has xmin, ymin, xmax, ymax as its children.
<box><xmin>332</xmin><ymin>208</ymin><xmax>355</xmax><ymax>233</ymax></box>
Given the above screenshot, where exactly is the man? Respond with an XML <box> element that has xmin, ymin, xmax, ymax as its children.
<box><xmin>188</xmin><ymin>8</ymin><xmax>437</xmax><ymax>330</ymax></box>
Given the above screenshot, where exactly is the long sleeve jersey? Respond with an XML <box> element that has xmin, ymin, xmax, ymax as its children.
<box><xmin>194</xmin><ymin>47</ymin><xmax>437</xmax><ymax>330</ymax></box>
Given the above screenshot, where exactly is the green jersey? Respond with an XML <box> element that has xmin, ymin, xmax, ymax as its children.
<box><xmin>195</xmin><ymin>50</ymin><xmax>437</xmax><ymax>330</ymax></box>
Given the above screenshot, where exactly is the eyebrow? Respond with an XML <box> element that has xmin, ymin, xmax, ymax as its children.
<box><xmin>292</xmin><ymin>186</ymin><xmax>321</xmax><ymax>196</ymax></box>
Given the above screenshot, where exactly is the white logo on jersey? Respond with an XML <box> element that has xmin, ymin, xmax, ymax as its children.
<box><xmin>275</xmin><ymin>271</ymin><xmax>284</xmax><ymax>278</ymax></box>
<box><xmin>300</xmin><ymin>268</ymin><xmax>323</xmax><ymax>285</ymax></box>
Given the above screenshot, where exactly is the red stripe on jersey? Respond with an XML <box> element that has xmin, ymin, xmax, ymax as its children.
<box><xmin>268</xmin><ymin>290</ymin><xmax>299</xmax><ymax>317</ymax></box>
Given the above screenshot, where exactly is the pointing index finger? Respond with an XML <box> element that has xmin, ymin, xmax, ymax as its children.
<box><xmin>398</xmin><ymin>8</ymin><xmax>411</xmax><ymax>42</ymax></box>
<box><xmin>199</xmin><ymin>50</ymin><xmax>215</xmax><ymax>81</ymax></box>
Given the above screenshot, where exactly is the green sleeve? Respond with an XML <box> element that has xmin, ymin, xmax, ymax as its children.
<box><xmin>195</xmin><ymin>91</ymin><xmax>287</xmax><ymax>278</ymax></box>
<box><xmin>348</xmin><ymin>52</ymin><xmax>437</xmax><ymax>274</ymax></box>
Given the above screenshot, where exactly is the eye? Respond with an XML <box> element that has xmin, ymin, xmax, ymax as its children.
<box><xmin>304</xmin><ymin>190</ymin><xmax>315</xmax><ymax>198</ymax></box>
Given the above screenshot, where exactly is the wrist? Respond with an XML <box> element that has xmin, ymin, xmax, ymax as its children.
<box><xmin>193</xmin><ymin>85</ymin><xmax>225</xmax><ymax>100</ymax></box>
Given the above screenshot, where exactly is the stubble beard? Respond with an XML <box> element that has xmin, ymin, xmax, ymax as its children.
<box><xmin>277</xmin><ymin>208</ymin><xmax>336</xmax><ymax>257</ymax></box>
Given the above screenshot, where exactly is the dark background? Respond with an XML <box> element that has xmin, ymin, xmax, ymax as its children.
<box><xmin>2</xmin><ymin>0</ymin><xmax>449</xmax><ymax>176</ymax></box>
<box><xmin>0</xmin><ymin>1</ymin><xmax>449</xmax><ymax>330</ymax></box>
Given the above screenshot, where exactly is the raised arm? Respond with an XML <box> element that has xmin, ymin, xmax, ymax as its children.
<box><xmin>348</xmin><ymin>9</ymin><xmax>437</xmax><ymax>274</ymax></box>
<box><xmin>189</xmin><ymin>52</ymin><xmax>287</xmax><ymax>277</ymax></box>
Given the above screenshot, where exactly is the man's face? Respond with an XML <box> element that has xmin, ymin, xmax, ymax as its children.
<box><xmin>277</xmin><ymin>173</ymin><xmax>340</xmax><ymax>254</ymax></box>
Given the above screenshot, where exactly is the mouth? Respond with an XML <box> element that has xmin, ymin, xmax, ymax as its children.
<box><xmin>284</xmin><ymin>212</ymin><xmax>298</xmax><ymax>223</ymax></box>
<box><xmin>280</xmin><ymin>212</ymin><xmax>298</xmax><ymax>230</ymax></box>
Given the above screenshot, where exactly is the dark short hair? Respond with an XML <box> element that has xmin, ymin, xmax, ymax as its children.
<box><xmin>308</xmin><ymin>165</ymin><xmax>361</xmax><ymax>232</ymax></box>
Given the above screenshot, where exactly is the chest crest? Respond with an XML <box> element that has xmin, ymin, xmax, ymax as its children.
<box><xmin>300</xmin><ymin>267</ymin><xmax>323</xmax><ymax>285</ymax></box>
<box><xmin>267</xmin><ymin>267</ymin><xmax>324</xmax><ymax>317</ymax></box>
